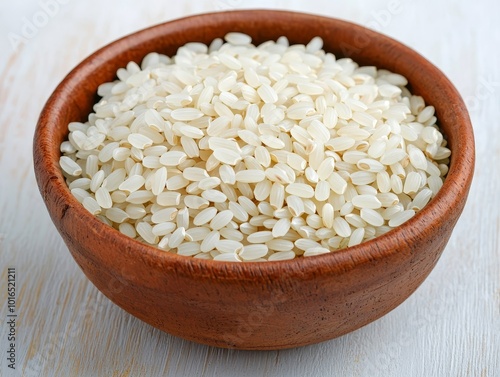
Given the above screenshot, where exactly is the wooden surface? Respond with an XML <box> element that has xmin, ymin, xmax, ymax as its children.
<box><xmin>0</xmin><ymin>0</ymin><xmax>498</xmax><ymax>375</ymax></box>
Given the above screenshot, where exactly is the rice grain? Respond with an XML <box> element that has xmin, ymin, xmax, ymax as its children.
<box><xmin>61</xmin><ymin>34</ymin><xmax>450</xmax><ymax>261</ymax></box>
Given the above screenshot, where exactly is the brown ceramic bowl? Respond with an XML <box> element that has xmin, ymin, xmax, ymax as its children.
<box><xmin>33</xmin><ymin>10</ymin><xmax>474</xmax><ymax>350</ymax></box>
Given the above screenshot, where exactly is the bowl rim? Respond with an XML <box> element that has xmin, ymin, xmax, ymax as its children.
<box><xmin>33</xmin><ymin>9</ymin><xmax>475</xmax><ymax>281</ymax></box>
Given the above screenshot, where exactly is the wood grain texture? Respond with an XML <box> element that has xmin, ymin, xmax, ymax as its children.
<box><xmin>1</xmin><ymin>0</ymin><xmax>499</xmax><ymax>375</ymax></box>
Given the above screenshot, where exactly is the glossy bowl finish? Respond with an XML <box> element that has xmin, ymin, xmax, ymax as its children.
<box><xmin>33</xmin><ymin>10</ymin><xmax>474</xmax><ymax>350</ymax></box>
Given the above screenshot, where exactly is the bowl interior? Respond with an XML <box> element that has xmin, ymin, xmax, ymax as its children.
<box><xmin>34</xmin><ymin>9</ymin><xmax>474</xmax><ymax>276</ymax></box>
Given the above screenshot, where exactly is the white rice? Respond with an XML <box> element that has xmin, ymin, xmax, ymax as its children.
<box><xmin>60</xmin><ymin>33</ymin><xmax>451</xmax><ymax>262</ymax></box>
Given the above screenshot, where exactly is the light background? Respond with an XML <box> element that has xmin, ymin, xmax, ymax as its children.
<box><xmin>0</xmin><ymin>0</ymin><xmax>499</xmax><ymax>376</ymax></box>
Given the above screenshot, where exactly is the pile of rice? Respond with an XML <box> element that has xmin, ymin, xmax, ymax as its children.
<box><xmin>59</xmin><ymin>33</ymin><xmax>451</xmax><ymax>262</ymax></box>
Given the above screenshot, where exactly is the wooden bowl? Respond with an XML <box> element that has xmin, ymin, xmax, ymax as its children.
<box><xmin>33</xmin><ymin>10</ymin><xmax>475</xmax><ymax>350</ymax></box>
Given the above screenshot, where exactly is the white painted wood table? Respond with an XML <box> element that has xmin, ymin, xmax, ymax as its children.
<box><xmin>1</xmin><ymin>0</ymin><xmax>499</xmax><ymax>376</ymax></box>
